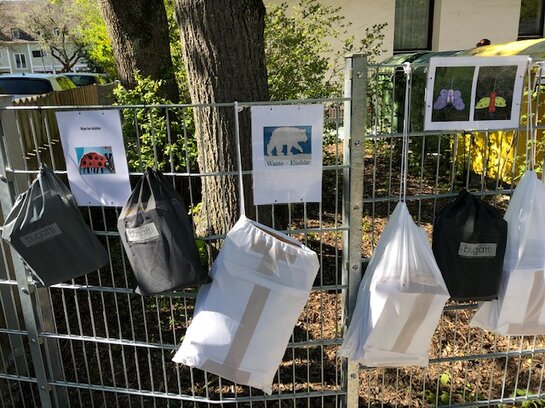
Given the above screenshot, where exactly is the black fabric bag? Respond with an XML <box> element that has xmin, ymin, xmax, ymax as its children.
<box><xmin>117</xmin><ymin>169</ymin><xmax>209</xmax><ymax>295</ymax></box>
<box><xmin>432</xmin><ymin>189</ymin><xmax>507</xmax><ymax>301</ymax></box>
<box><xmin>2</xmin><ymin>166</ymin><xmax>109</xmax><ymax>286</ymax></box>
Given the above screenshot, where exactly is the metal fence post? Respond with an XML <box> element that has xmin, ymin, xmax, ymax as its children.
<box><xmin>0</xmin><ymin>97</ymin><xmax>69</xmax><ymax>407</ymax></box>
<box><xmin>342</xmin><ymin>54</ymin><xmax>366</xmax><ymax>408</ymax></box>
<box><xmin>0</xmin><ymin>103</ymin><xmax>28</xmax><ymax>391</ymax></box>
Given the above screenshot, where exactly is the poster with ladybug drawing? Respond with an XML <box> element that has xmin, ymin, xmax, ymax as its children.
<box><xmin>57</xmin><ymin>110</ymin><xmax>131</xmax><ymax>207</ymax></box>
<box><xmin>76</xmin><ymin>147</ymin><xmax>116</xmax><ymax>175</ymax></box>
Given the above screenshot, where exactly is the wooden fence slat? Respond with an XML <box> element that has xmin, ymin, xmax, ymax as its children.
<box><xmin>10</xmin><ymin>84</ymin><xmax>116</xmax><ymax>169</ymax></box>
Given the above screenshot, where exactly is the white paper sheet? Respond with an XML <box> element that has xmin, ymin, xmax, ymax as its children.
<box><xmin>251</xmin><ymin>104</ymin><xmax>323</xmax><ymax>204</ymax></box>
<box><xmin>57</xmin><ymin>110</ymin><xmax>131</xmax><ymax>207</ymax></box>
<box><xmin>424</xmin><ymin>56</ymin><xmax>527</xmax><ymax>131</ymax></box>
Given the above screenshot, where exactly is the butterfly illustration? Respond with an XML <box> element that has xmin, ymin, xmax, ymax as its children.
<box><xmin>475</xmin><ymin>91</ymin><xmax>506</xmax><ymax>113</ymax></box>
<box><xmin>433</xmin><ymin>88</ymin><xmax>465</xmax><ymax>111</ymax></box>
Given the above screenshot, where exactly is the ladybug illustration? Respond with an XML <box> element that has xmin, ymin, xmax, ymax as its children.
<box><xmin>79</xmin><ymin>152</ymin><xmax>114</xmax><ymax>174</ymax></box>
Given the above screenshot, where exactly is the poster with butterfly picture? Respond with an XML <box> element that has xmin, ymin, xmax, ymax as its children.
<box><xmin>424</xmin><ymin>56</ymin><xmax>528</xmax><ymax>131</ymax></box>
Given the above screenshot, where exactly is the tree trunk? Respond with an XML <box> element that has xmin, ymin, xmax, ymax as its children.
<box><xmin>175</xmin><ymin>0</ymin><xmax>270</xmax><ymax>237</ymax></box>
<box><xmin>97</xmin><ymin>0</ymin><xmax>179</xmax><ymax>102</ymax></box>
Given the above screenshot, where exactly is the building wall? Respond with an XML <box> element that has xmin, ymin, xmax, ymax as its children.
<box><xmin>0</xmin><ymin>47</ymin><xmax>10</xmax><ymax>72</ymax></box>
<box><xmin>432</xmin><ymin>0</ymin><xmax>521</xmax><ymax>51</ymax></box>
<box><xmin>8</xmin><ymin>43</ymin><xmax>31</xmax><ymax>72</ymax></box>
<box><xmin>265</xmin><ymin>0</ymin><xmax>396</xmax><ymax>57</ymax></box>
<box><xmin>0</xmin><ymin>42</ymin><xmax>87</xmax><ymax>73</ymax></box>
<box><xmin>30</xmin><ymin>46</ymin><xmax>53</xmax><ymax>73</ymax></box>
<box><xmin>334</xmin><ymin>0</ymin><xmax>395</xmax><ymax>57</ymax></box>
<box><xmin>266</xmin><ymin>0</ymin><xmax>525</xmax><ymax>60</ymax></box>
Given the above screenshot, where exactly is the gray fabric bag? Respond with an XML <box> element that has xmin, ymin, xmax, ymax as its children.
<box><xmin>2</xmin><ymin>166</ymin><xmax>109</xmax><ymax>286</ymax></box>
<box><xmin>117</xmin><ymin>169</ymin><xmax>209</xmax><ymax>296</ymax></box>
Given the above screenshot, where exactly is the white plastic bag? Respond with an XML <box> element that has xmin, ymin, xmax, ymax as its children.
<box><xmin>339</xmin><ymin>202</ymin><xmax>450</xmax><ymax>366</ymax></box>
<box><xmin>471</xmin><ymin>170</ymin><xmax>545</xmax><ymax>335</ymax></box>
<box><xmin>172</xmin><ymin>215</ymin><xmax>319</xmax><ymax>394</ymax></box>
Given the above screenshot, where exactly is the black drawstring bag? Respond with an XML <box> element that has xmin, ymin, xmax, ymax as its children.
<box><xmin>432</xmin><ymin>190</ymin><xmax>507</xmax><ymax>301</ymax></box>
<box><xmin>2</xmin><ymin>166</ymin><xmax>109</xmax><ymax>286</ymax></box>
<box><xmin>117</xmin><ymin>169</ymin><xmax>210</xmax><ymax>295</ymax></box>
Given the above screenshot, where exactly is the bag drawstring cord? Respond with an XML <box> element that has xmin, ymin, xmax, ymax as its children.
<box><xmin>233</xmin><ymin>101</ymin><xmax>246</xmax><ymax>218</ymax></box>
<box><xmin>400</xmin><ymin>62</ymin><xmax>412</xmax><ymax>203</ymax></box>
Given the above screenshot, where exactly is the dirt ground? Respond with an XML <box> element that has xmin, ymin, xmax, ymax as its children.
<box><xmin>298</xmin><ymin>141</ymin><xmax>545</xmax><ymax>407</ymax></box>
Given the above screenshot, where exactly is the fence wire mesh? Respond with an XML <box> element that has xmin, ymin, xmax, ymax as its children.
<box><xmin>0</xmin><ymin>98</ymin><xmax>348</xmax><ymax>408</ymax></box>
<box><xmin>1</xmin><ymin>54</ymin><xmax>545</xmax><ymax>407</ymax></box>
<box><xmin>356</xmin><ymin>60</ymin><xmax>545</xmax><ymax>408</ymax></box>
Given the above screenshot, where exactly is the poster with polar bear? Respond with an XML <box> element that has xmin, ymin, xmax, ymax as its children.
<box><xmin>251</xmin><ymin>104</ymin><xmax>323</xmax><ymax>204</ymax></box>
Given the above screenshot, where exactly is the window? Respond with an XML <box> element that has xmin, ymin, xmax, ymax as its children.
<box><xmin>32</xmin><ymin>50</ymin><xmax>45</xmax><ymax>58</ymax></box>
<box><xmin>394</xmin><ymin>0</ymin><xmax>434</xmax><ymax>53</ymax></box>
<box><xmin>11</xmin><ymin>28</ymin><xmax>21</xmax><ymax>40</ymax></box>
<box><xmin>518</xmin><ymin>0</ymin><xmax>545</xmax><ymax>39</ymax></box>
<box><xmin>14</xmin><ymin>54</ymin><xmax>27</xmax><ymax>69</ymax></box>
<box><xmin>0</xmin><ymin>78</ymin><xmax>53</xmax><ymax>95</ymax></box>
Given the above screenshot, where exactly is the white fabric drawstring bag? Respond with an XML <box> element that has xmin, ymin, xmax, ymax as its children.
<box><xmin>338</xmin><ymin>202</ymin><xmax>450</xmax><ymax>366</ymax></box>
<box><xmin>339</xmin><ymin>63</ymin><xmax>449</xmax><ymax>366</ymax></box>
<box><xmin>471</xmin><ymin>171</ymin><xmax>545</xmax><ymax>335</ymax></box>
<box><xmin>172</xmin><ymin>103</ymin><xmax>319</xmax><ymax>394</ymax></box>
<box><xmin>172</xmin><ymin>216</ymin><xmax>318</xmax><ymax>393</ymax></box>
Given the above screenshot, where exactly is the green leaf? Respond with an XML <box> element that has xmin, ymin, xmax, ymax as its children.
<box><xmin>264</xmin><ymin>0</ymin><xmax>386</xmax><ymax>100</ymax></box>
<box><xmin>440</xmin><ymin>391</ymin><xmax>449</xmax><ymax>404</ymax></box>
<box><xmin>440</xmin><ymin>373</ymin><xmax>450</xmax><ymax>386</ymax></box>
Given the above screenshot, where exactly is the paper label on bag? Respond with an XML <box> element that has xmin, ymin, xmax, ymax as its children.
<box><xmin>20</xmin><ymin>223</ymin><xmax>62</xmax><ymax>247</ymax></box>
<box><xmin>458</xmin><ymin>242</ymin><xmax>497</xmax><ymax>258</ymax></box>
<box><xmin>126</xmin><ymin>223</ymin><xmax>160</xmax><ymax>243</ymax></box>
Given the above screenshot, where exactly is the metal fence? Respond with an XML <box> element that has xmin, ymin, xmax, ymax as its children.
<box><xmin>355</xmin><ymin>57</ymin><xmax>545</xmax><ymax>408</ymax></box>
<box><xmin>0</xmin><ymin>54</ymin><xmax>545</xmax><ymax>408</ymax></box>
<box><xmin>0</xmin><ymin>58</ymin><xmax>353</xmax><ymax>407</ymax></box>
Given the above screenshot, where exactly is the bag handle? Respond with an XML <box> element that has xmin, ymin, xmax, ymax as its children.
<box><xmin>233</xmin><ymin>101</ymin><xmax>246</xmax><ymax>217</ymax></box>
<box><xmin>137</xmin><ymin>168</ymin><xmax>156</xmax><ymax>214</ymax></box>
<box><xmin>22</xmin><ymin>165</ymin><xmax>73</xmax><ymax>225</ymax></box>
<box><xmin>21</xmin><ymin>170</ymin><xmax>44</xmax><ymax>224</ymax></box>
<box><xmin>399</xmin><ymin>62</ymin><xmax>412</xmax><ymax>203</ymax></box>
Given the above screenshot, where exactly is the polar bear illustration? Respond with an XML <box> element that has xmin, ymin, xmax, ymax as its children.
<box><xmin>266</xmin><ymin>127</ymin><xmax>308</xmax><ymax>157</ymax></box>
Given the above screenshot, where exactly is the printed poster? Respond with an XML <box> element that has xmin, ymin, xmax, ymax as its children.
<box><xmin>56</xmin><ymin>110</ymin><xmax>131</xmax><ymax>206</ymax></box>
<box><xmin>251</xmin><ymin>104</ymin><xmax>323</xmax><ymax>204</ymax></box>
<box><xmin>424</xmin><ymin>56</ymin><xmax>527</xmax><ymax>131</ymax></box>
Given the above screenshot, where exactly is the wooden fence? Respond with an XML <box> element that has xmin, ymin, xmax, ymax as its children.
<box><xmin>9</xmin><ymin>83</ymin><xmax>117</xmax><ymax>169</ymax></box>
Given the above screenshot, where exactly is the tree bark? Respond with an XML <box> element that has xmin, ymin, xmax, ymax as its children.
<box><xmin>175</xmin><ymin>0</ymin><xmax>270</xmax><ymax>236</ymax></box>
<box><xmin>97</xmin><ymin>0</ymin><xmax>179</xmax><ymax>102</ymax></box>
